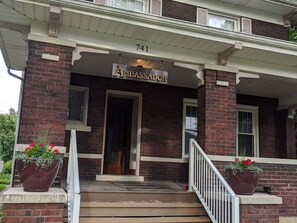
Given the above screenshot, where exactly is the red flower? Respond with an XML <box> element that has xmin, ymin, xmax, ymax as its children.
<box><xmin>49</xmin><ymin>144</ymin><xmax>55</xmax><ymax>148</ymax></box>
<box><xmin>252</xmin><ymin>161</ymin><xmax>256</xmax><ymax>165</ymax></box>
<box><xmin>242</xmin><ymin>159</ymin><xmax>252</xmax><ymax>166</ymax></box>
<box><xmin>53</xmin><ymin>149</ymin><xmax>59</xmax><ymax>153</ymax></box>
<box><xmin>24</xmin><ymin>147</ymin><xmax>30</xmax><ymax>152</ymax></box>
<box><xmin>29</xmin><ymin>143</ymin><xmax>36</xmax><ymax>147</ymax></box>
<box><xmin>235</xmin><ymin>157</ymin><xmax>239</xmax><ymax>162</ymax></box>
<box><xmin>39</xmin><ymin>144</ymin><xmax>44</xmax><ymax>147</ymax></box>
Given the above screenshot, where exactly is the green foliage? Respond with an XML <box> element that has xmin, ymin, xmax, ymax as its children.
<box><xmin>0</xmin><ymin>114</ymin><xmax>16</xmax><ymax>162</ymax></box>
<box><xmin>290</xmin><ymin>26</ymin><xmax>297</xmax><ymax>42</ymax></box>
<box><xmin>2</xmin><ymin>160</ymin><xmax>12</xmax><ymax>174</ymax></box>
<box><xmin>0</xmin><ymin>184</ymin><xmax>6</xmax><ymax>191</ymax></box>
<box><xmin>0</xmin><ymin>174</ymin><xmax>10</xmax><ymax>185</ymax></box>
<box><xmin>224</xmin><ymin>157</ymin><xmax>263</xmax><ymax>175</ymax></box>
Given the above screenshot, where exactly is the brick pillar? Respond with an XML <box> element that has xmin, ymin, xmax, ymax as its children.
<box><xmin>18</xmin><ymin>41</ymin><xmax>73</xmax><ymax>145</ymax></box>
<box><xmin>277</xmin><ymin>109</ymin><xmax>296</xmax><ymax>159</ymax></box>
<box><xmin>197</xmin><ymin>69</ymin><xmax>237</xmax><ymax>155</ymax></box>
<box><xmin>0</xmin><ymin>188</ymin><xmax>66</xmax><ymax>223</ymax></box>
<box><xmin>240</xmin><ymin>204</ymin><xmax>280</xmax><ymax>223</ymax></box>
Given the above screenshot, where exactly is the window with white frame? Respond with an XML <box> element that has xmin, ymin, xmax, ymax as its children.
<box><xmin>237</xmin><ymin>105</ymin><xmax>259</xmax><ymax>157</ymax></box>
<box><xmin>183</xmin><ymin>99</ymin><xmax>197</xmax><ymax>157</ymax></box>
<box><xmin>208</xmin><ymin>13</ymin><xmax>239</xmax><ymax>31</ymax></box>
<box><xmin>67</xmin><ymin>86</ymin><xmax>89</xmax><ymax>125</ymax></box>
<box><xmin>107</xmin><ymin>0</ymin><xmax>149</xmax><ymax>13</ymax></box>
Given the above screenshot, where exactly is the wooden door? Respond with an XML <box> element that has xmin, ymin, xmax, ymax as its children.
<box><xmin>103</xmin><ymin>97</ymin><xmax>133</xmax><ymax>174</ymax></box>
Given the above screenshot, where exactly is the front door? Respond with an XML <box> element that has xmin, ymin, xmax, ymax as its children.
<box><xmin>103</xmin><ymin>97</ymin><xmax>133</xmax><ymax>174</ymax></box>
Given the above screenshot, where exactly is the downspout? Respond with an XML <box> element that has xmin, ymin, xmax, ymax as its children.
<box><xmin>8</xmin><ymin>68</ymin><xmax>24</xmax><ymax>187</ymax></box>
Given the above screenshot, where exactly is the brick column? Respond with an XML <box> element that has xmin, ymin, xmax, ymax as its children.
<box><xmin>277</xmin><ymin>109</ymin><xmax>296</xmax><ymax>159</ymax></box>
<box><xmin>197</xmin><ymin>69</ymin><xmax>237</xmax><ymax>155</ymax></box>
<box><xmin>18</xmin><ymin>40</ymin><xmax>73</xmax><ymax>145</ymax></box>
<box><xmin>0</xmin><ymin>188</ymin><xmax>67</xmax><ymax>223</ymax></box>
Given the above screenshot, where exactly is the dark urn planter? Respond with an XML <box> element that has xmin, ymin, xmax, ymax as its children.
<box><xmin>16</xmin><ymin>160</ymin><xmax>60</xmax><ymax>192</ymax></box>
<box><xmin>226</xmin><ymin>169</ymin><xmax>261</xmax><ymax>195</ymax></box>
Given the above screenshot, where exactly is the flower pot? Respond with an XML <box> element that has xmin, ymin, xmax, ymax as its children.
<box><xmin>226</xmin><ymin>169</ymin><xmax>260</xmax><ymax>195</ymax></box>
<box><xmin>16</xmin><ymin>160</ymin><xmax>60</xmax><ymax>192</ymax></box>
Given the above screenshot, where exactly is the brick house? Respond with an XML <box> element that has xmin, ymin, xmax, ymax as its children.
<box><xmin>0</xmin><ymin>0</ymin><xmax>297</xmax><ymax>222</ymax></box>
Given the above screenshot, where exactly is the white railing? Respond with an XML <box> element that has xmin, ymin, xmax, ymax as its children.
<box><xmin>188</xmin><ymin>139</ymin><xmax>239</xmax><ymax>223</ymax></box>
<box><xmin>67</xmin><ymin>130</ymin><xmax>81</xmax><ymax>223</ymax></box>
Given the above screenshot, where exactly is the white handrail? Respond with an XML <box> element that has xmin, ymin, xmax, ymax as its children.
<box><xmin>67</xmin><ymin>130</ymin><xmax>81</xmax><ymax>223</ymax></box>
<box><xmin>189</xmin><ymin>139</ymin><xmax>239</xmax><ymax>223</ymax></box>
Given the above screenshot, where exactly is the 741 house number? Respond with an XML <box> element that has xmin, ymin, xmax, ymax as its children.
<box><xmin>136</xmin><ymin>44</ymin><xmax>149</xmax><ymax>52</ymax></box>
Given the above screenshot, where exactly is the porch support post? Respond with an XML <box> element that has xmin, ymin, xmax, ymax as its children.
<box><xmin>197</xmin><ymin>66</ymin><xmax>237</xmax><ymax>155</ymax></box>
<box><xmin>277</xmin><ymin>109</ymin><xmax>296</xmax><ymax>159</ymax></box>
<box><xmin>18</xmin><ymin>40</ymin><xmax>74</xmax><ymax>145</ymax></box>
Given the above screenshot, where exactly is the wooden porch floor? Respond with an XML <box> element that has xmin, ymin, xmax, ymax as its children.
<box><xmin>79</xmin><ymin>180</ymin><xmax>187</xmax><ymax>193</ymax></box>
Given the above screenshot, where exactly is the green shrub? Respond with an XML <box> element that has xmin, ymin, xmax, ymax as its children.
<box><xmin>0</xmin><ymin>174</ymin><xmax>10</xmax><ymax>185</ymax></box>
<box><xmin>0</xmin><ymin>114</ymin><xmax>16</xmax><ymax>162</ymax></box>
<box><xmin>2</xmin><ymin>160</ymin><xmax>12</xmax><ymax>174</ymax></box>
<box><xmin>0</xmin><ymin>184</ymin><xmax>6</xmax><ymax>191</ymax></box>
<box><xmin>290</xmin><ymin>26</ymin><xmax>297</xmax><ymax>42</ymax></box>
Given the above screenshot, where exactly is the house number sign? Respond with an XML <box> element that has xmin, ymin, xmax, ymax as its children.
<box><xmin>136</xmin><ymin>44</ymin><xmax>149</xmax><ymax>52</ymax></box>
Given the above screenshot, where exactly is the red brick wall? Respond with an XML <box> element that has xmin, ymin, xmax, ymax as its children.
<box><xmin>197</xmin><ymin>70</ymin><xmax>237</xmax><ymax>156</ymax></box>
<box><xmin>162</xmin><ymin>0</ymin><xmax>196</xmax><ymax>23</ymax></box>
<box><xmin>215</xmin><ymin>161</ymin><xmax>297</xmax><ymax>217</ymax></box>
<box><xmin>240</xmin><ymin>204</ymin><xmax>280</xmax><ymax>223</ymax></box>
<box><xmin>252</xmin><ymin>19</ymin><xmax>289</xmax><ymax>40</ymax></box>
<box><xmin>62</xmin><ymin>74</ymin><xmax>196</xmax><ymax>180</ymax></box>
<box><xmin>2</xmin><ymin>203</ymin><xmax>64</xmax><ymax>223</ymax></box>
<box><xmin>18</xmin><ymin>41</ymin><xmax>73</xmax><ymax>145</ymax></box>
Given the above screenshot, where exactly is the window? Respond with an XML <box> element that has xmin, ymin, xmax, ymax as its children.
<box><xmin>208</xmin><ymin>13</ymin><xmax>239</xmax><ymax>31</ymax></box>
<box><xmin>66</xmin><ymin>86</ymin><xmax>91</xmax><ymax>132</ymax></box>
<box><xmin>237</xmin><ymin>105</ymin><xmax>259</xmax><ymax>157</ymax></box>
<box><xmin>183</xmin><ymin>99</ymin><xmax>197</xmax><ymax>157</ymax></box>
<box><xmin>107</xmin><ymin>0</ymin><xmax>149</xmax><ymax>13</ymax></box>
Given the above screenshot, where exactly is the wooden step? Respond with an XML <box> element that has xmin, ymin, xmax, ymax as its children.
<box><xmin>79</xmin><ymin>201</ymin><xmax>207</xmax><ymax>217</ymax></box>
<box><xmin>79</xmin><ymin>216</ymin><xmax>212</xmax><ymax>223</ymax></box>
<box><xmin>80</xmin><ymin>191</ymin><xmax>198</xmax><ymax>203</ymax></box>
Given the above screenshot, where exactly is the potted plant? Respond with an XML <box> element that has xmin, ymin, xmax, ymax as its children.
<box><xmin>15</xmin><ymin>133</ymin><xmax>63</xmax><ymax>192</ymax></box>
<box><xmin>224</xmin><ymin>157</ymin><xmax>263</xmax><ymax>195</ymax></box>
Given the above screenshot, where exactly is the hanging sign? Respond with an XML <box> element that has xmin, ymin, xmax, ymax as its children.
<box><xmin>112</xmin><ymin>63</ymin><xmax>168</xmax><ymax>84</ymax></box>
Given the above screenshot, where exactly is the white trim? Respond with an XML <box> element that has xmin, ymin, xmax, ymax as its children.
<box><xmin>141</xmin><ymin>156</ymin><xmax>188</xmax><ymax>163</ymax></box>
<box><xmin>208</xmin><ymin>155</ymin><xmax>297</xmax><ymax>166</ymax></box>
<box><xmin>41</xmin><ymin>53</ymin><xmax>59</xmax><ymax>61</ymax></box>
<box><xmin>238</xmin><ymin>193</ymin><xmax>282</xmax><ymax>205</ymax></box>
<box><xmin>68</xmin><ymin>86</ymin><xmax>90</xmax><ymax>127</ymax></box>
<box><xmin>150</xmin><ymin>0</ymin><xmax>162</xmax><ymax>16</ymax></box>
<box><xmin>280</xmin><ymin>217</ymin><xmax>297</xmax><ymax>223</ymax></box>
<box><xmin>202</xmin><ymin>64</ymin><xmax>238</xmax><ymax>74</ymax></box>
<box><xmin>182</xmin><ymin>98</ymin><xmax>197</xmax><ymax>158</ymax></box>
<box><xmin>101</xmin><ymin>90</ymin><xmax>143</xmax><ymax>176</ymax></box>
<box><xmin>241</xmin><ymin>18</ymin><xmax>252</xmax><ymax>34</ymax></box>
<box><xmin>96</xmin><ymin>174</ymin><xmax>144</xmax><ymax>182</ymax></box>
<box><xmin>66</xmin><ymin>121</ymin><xmax>91</xmax><ymax>132</ymax></box>
<box><xmin>216</xmin><ymin>80</ymin><xmax>229</xmax><ymax>87</ymax></box>
<box><xmin>64</xmin><ymin>153</ymin><xmax>102</xmax><ymax>159</ymax></box>
<box><xmin>236</xmin><ymin>104</ymin><xmax>259</xmax><ymax>157</ymax></box>
<box><xmin>16</xmin><ymin>144</ymin><xmax>66</xmax><ymax>153</ymax></box>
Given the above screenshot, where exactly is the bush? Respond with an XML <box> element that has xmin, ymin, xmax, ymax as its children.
<box><xmin>0</xmin><ymin>184</ymin><xmax>6</xmax><ymax>191</ymax></box>
<box><xmin>0</xmin><ymin>114</ymin><xmax>16</xmax><ymax>162</ymax></box>
<box><xmin>2</xmin><ymin>160</ymin><xmax>12</xmax><ymax>174</ymax></box>
<box><xmin>0</xmin><ymin>174</ymin><xmax>10</xmax><ymax>185</ymax></box>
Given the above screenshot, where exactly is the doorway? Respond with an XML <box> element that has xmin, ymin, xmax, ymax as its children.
<box><xmin>102</xmin><ymin>90</ymin><xmax>142</xmax><ymax>176</ymax></box>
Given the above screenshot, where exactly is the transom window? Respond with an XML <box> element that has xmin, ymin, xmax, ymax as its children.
<box><xmin>107</xmin><ymin>0</ymin><xmax>149</xmax><ymax>13</ymax></box>
<box><xmin>237</xmin><ymin>105</ymin><xmax>259</xmax><ymax>157</ymax></box>
<box><xmin>208</xmin><ymin>13</ymin><xmax>239</xmax><ymax>31</ymax></box>
<box><xmin>183</xmin><ymin>99</ymin><xmax>197</xmax><ymax>157</ymax></box>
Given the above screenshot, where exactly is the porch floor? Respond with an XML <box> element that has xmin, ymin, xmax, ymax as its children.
<box><xmin>79</xmin><ymin>180</ymin><xmax>187</xmax><ymax>193</ymax></box>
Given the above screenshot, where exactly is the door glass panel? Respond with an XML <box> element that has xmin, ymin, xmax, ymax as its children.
<box><xmin>185</xmin><ymin>105</ymin><xmax>197</xmax><ymax>155</ymax></box>
<box><xmin>68</xmin><ymin>91</ymin><xmax>84</xmax><ymax>121</ymax></box>
<box><xmin>238</xmin><ymin>134</ymin><xmax>254</xmax><ymax>157</ymax></box>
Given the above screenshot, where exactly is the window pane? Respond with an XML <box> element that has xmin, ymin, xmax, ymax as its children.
<box><xmin>109</xmin><ymin>0</ymin><xmax>147</xmax><ymax>12</ymax></box>
<box><xmin>208</xmin><ymin>14</ymin><xmax>236</xmax><ymax>31</ymax></box>
<box><xmin>185</xmin><ymin>105</ymin><xmax>197</xmax><ymax>155</ymax></box>
<box><xmin>68</xmin><ymin>91</ymin><xmax>84</xmax><ymax>121</ymax></box>
<box><xmin>238</xmin><ymin>134</ymin><xmax>254</xmax><ymax>157</ymax></box>
<box><xmin>238</xmin><ymin>111</ymin><xmax>253</xmax><ymax>134</ymax></box>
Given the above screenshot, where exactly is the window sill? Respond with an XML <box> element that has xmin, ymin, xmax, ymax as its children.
<box><xmin>66</xmin><ymin>121</ymin><xmax>91</xmax><ymax>132</ymax></box>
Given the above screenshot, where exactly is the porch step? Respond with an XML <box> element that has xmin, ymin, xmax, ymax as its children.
<box><xmin>79</xmin><ymin>216</ymin><xmax>211</xmax><ymax>223</ymax></box>
<box><xmin>75</xmin><ymin>191</ymin><xmax>211</xmax><ymax>223</ymax></box>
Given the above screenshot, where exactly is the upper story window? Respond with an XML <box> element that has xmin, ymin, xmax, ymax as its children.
<box><xmin>208</xmin><ymin>13</ymin><xmax>239</xmax><ymax>31</ymax></box>
<box><xmin>107</xmin><ymin>0</ymin><xmax>149</xmax><ymax>13</ymax></box>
